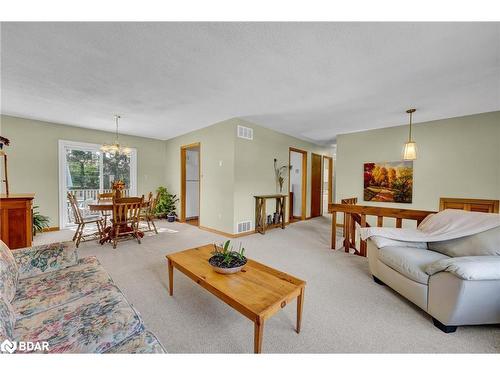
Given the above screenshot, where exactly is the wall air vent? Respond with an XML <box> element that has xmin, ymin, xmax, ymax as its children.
<box><xmin>237</xmin><ymin>125</ymin><xmax>253</xmax><ymax>140</ymax></box>
<box><xmin>237</xmin><ymin>221</ymin><xmax>252</xmax><ymax>233</ymax></box>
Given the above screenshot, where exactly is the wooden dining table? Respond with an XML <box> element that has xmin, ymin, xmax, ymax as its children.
<box><xmin>88</xmin><ymin>199</ymin><xmax>146</xmax><ymax>245</ymax></box>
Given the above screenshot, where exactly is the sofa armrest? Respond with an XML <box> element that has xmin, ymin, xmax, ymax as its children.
<box><xmin>13</xmin><ymin>241</ymin><xmax>78</xmax><ymax>279</ymax></box>
<box><xmin>425</xmin><ymin>256</ymin><xmax>500</xmax><ymax>281</ymax></box>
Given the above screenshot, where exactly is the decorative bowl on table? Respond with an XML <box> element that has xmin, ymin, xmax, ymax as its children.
<box><xmin>209</xmin><ymin>240</ymin><xmax>247</xmax><ymax>274</ymax></box>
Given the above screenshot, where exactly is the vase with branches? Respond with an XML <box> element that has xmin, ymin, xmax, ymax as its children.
<box><xmin>274</xmin><ymin>158</ymin><xmax>292</xmax><ymax>193</ymax></box>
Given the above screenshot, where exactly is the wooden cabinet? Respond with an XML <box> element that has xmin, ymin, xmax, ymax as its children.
<box><xmin>0</xmin><ymin>193</ymin><xmax>34</xmax><ymax>249</ymax></box>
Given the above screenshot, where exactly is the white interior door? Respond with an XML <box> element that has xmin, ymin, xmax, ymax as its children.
<box><xmin>185</xmin><ymin>148</ymin><xmax>200</xmax><ymax>219</ymax></box>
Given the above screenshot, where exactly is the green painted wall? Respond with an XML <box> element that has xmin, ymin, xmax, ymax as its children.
<box><xmin>233</xmin><ymin>119</ymin><xmax>331</xmax><ymax>233</ymax></box>
<box><xmin>335</xmin><ymin>111</ymin><xmax>500</xmax><ymax>214</ymax></box>
<box><xmin>0</xmin><ymin>115</ymin><xmax>167</xmax><ymax>227</ymax></box>
<box><xmin>164</xmin><ymin>118</ymin><xmax>332</xmax><ymax>235</ymax></box>
<box><xmin>10</xmin><ymin>110</ymin><xmax>493</xmax><ymax>235</ymax></box>
<box><xmin>164</xmin><ymin>119</ymin><xmax>237</xmax><ymax>234</ymax></box>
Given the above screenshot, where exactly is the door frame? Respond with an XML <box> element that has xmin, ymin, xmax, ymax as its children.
<box><xmin>288</xmin><ymin>147</ymin><xmax>307</xmax><ymax>221</ymax></box>
<box><xmin>58</xmin><ymin>139</ymin><xmax>137</xmax><ymax>229</ymax></box>
<box><xmin>323</xmin><ymin>155</ymin><xmax>333</xmax><ymax>214</ymax></box>
<box><xmin>180</xmin><ymin>142</ymin><xmax>201</xmax><ymax>224</ymax></box>
<box><xmin>310</xmin><ymin>152</ymin><xmax>323</xmax><ymax>218</ymax></box>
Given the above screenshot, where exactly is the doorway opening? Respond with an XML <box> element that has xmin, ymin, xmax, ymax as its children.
<box><xmin>180</xmin><ymin>143</ymin><xmax>200</xmax><ymax>226</ymax></box>
<box><xmin>322</xmin><ymin>156</ymin><xmax>333</xmax><ymax>215</ymax></box>
<box><xmin>288</xmin><ymin>148</ymin><xmax>307</xmax><ymax>222</ymax></box>
<box><xmin>311</xmin><ymin>153</ymin><xmax>322</xmax><ymax>218</ymax></box>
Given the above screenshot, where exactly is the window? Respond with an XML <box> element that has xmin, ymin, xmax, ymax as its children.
<box><xmin>58</xmin><ymin>140</ymin><xmax>137</xmax><ymax>228</ymax></box>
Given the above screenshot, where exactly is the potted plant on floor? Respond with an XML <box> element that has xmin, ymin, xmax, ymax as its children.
<box><xmin>33</xmin><ymin>205</ymin><xmax>50</xmax><ymax>235</ymax></box>
<box><xmin>155</xmin><ymin>186</ymin><xmax>179</xmax><ymax>222</ymax></box>
<box><xmin>209</xmin><ymin>240</ymin><xmax>247</xmax><ymax>274</ymax></box>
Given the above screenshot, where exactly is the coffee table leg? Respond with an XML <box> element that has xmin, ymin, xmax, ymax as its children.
<box><xmin>168</xmin><ymin>259</ymin><xmax>174</xmax><ymax>296</ymax></box>
<box><xmin>254</xmin><ymin>318</ymin><xmax>264</xmax><ymax>354</ymax></box>
<box><xmin>296</xmin><ymin>288</ymin><xmax>304</xmax><ymax>333</ymax></box>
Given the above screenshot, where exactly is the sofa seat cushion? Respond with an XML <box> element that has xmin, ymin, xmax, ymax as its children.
<box><xmin>105</xmin><ymin>331</ymin><xmax>166</xmax><ymax>354</ymax></box>
<box><xmin>425</xmin><ymin>256</ymin><xmax>500</xmax><ymax>280</ymax></box>
<box><xmin>378</xmin><ymin>246</ymin><xmax>450</xmax><ymax>285</ymax></box>
<box><xmin>13</xmin><ymin>257</ymin><xmax>114</xmax><ymax>318</ymax></box>
<box><xmin>13</xmin><ymin>285</ymin><xmax>144</xmax><ymax>353</ymax></box>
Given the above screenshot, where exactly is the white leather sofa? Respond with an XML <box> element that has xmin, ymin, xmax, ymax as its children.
<box><xmin>367</xmin><ymin>226</ymin><xmax>500</xmax><ymax>333</ymax></box>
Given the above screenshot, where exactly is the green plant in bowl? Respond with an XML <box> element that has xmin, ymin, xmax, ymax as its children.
<box><xmin>209</xmin><ymin>240</ymin><xmax>247</xmax><ymax>274</ymax></box>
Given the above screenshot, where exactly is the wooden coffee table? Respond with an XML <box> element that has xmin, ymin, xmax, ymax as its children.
<box><xmin>166</xmin><ymin>245</ymin><xmax>306</xmax><ymax>353</ymax></box>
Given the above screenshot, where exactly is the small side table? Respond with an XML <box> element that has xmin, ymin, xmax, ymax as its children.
<box><xmin>254</xmin><ymin>194</ymin><xmax>287</xmax><ymax>234</ymax></box>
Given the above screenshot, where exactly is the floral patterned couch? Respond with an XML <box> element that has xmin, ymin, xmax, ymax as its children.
<box><xmin>0</xmin><ymin>240</ymin><xmax>165</xmax><ymax>354</ymax></box>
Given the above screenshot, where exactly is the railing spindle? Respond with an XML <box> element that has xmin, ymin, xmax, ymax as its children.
<box><xmin>396</xmin><ymin>218</ymin><xmax>403</xmax><ymax>228</ymax></box>
<box><xmin>377</xmin><ymin>216</ymin><xmax>383</xmax><ymax>227</ymax></box>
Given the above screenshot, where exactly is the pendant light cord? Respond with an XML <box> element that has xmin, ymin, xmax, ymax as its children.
<box><xmin>114</xmin><ymin>115</ymin><xmax>120</xmax><ymax>144</ymax></box>
<box><xmin>408</xmin><ymin>111</ymin><xmax>412</xmax><ymax>141</ymax></box>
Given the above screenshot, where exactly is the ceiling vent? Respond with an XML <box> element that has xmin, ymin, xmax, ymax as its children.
<box><xmin>237</xmin><ymin>221</ymin><xmax>252</xmax><ymax>233</ymax></box>
<box><xmin>237</xmin><ymin>125</ymin><xmax>253</xmax><ymax>140</ymax></box>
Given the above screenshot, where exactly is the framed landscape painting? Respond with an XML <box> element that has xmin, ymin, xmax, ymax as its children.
<box><xmin>363</xmin><ymin>161</ymin><xmax>413</xmax><ymax>203</ymax></box>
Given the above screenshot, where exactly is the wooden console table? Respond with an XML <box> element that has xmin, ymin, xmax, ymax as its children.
<box><xmin>254</xmin><ymin>194</ymin><xmax>286</xmax><ymax>234</ymax></box>
<box><xmin>0</xmin><ymin>193</ymin><xmax>35</xmax><ymax>249</ymax></box>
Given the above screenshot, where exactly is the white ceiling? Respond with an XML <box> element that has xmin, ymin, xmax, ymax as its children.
<box><xmin>1</xmin><ymin>22</ymin><xmax>499</xmax><ymax>144</ymax></box>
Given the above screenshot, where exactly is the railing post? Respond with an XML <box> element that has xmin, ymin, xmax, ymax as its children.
<box><xmin>331</xmin><ymin>209</ymin><xmax>337</xmax><ymax>250</ymax></box>
<box><xmin>360</xmin><ymin>214</ymin><xmax>367</xmax><ymax>256</ymax></box>
<box><xmin>343</xmin><ymin>213</ymin><xmax>350</xmax><ymax>252</ymax></box>
<box><xmin>350</xmin><ymin>214</ymin><xmax>356</xmax><ymax>251</ymax></box>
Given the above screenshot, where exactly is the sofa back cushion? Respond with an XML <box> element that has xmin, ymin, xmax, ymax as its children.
<box><xmin>0</xmin><ymin>295</ymin><xmax>16</xmax><ymax>340</ymax></box>
<box><xmin>0</xmin><ymin>240</ymin><xmax>19</xmax><ymax>302</ymax></box>
<box><xmin>428</xmin><ymin>226</ymin><xmax>500</xmax><ymax>257</ymax></box>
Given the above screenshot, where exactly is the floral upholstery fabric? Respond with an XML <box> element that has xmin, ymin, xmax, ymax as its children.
<box><xmin>105</xmin><ymin>331</ymin><xmax>166</xmax><ymax>354</ymax></box>
<box><xmin>0</xmin><ymin>240</ymin><xmax>18</xmax><ymax>302</ymax></box>
<box><xmin>0</xmin><ymin>295</ymin><xmax>15</xmax><ymax>339</ymax></box>
<box><xmin>14</xmin><ymin>242</ymin><xmax>78</xmax><ymax>280</ymax></box>
<box><xmin>13</xmin><ymin>257</ymin><xmax>114</xmax><ymax>318</ymax></box>
<box><xmin>14</xmin><ymin>285</ymin><xmax>144</xmax><ymax>353</ymax></box>
<box><xmin>0</xmin><ymin>240</ymin><xmax>164</xmax><ymax>354</ymax></box>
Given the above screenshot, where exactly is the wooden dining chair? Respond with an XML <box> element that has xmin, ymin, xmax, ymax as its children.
<box><xmin>67</xmin><ymin>192</ymin><xmax>104</xmax><ymax>248</ymax></box>
<box><xmin>139</xmin><ymin>192</ymin><xmax>159</xmax><ymax>234</ymax></box>
<box><xmin>111</xmin><ymin>196</ymin><xmax>144</xmax><ymax>249</ymax></box>
<box><xmin>149</xmin><ymin>191</ymin><xmax>160</xmax><ymax>232</ymax></box>
<box><xmin>98</xmin><ymin>191</ymin><xmax>115</xmax><ymax>227</ymax></box>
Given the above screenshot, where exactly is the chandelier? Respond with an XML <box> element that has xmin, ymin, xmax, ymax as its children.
<box><xmin>100</xmin><ymin>115</ymin><xmax>132</xmax><ymax>156</ymax></box>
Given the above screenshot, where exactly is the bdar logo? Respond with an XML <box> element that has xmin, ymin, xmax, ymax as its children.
<box><xmin>1</xmin><ymin>339</ymin><xmax>17</xmax><ymax>353</ymax></box>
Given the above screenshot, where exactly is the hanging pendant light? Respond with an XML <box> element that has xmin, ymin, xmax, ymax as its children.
<box><xmin>100</xmin><ymin>115</ymin><xmax>131</xmax><ymax>156</ymax></box>
<box><xmin>403</xmin><ymin>108</ymin><xmax>417</xmax><ymax>160</ymax></box>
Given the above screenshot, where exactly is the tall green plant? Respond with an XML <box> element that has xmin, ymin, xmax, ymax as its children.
<box><xmin>33</xmin><ymin>206</ymin><xmax>50</xmax><ymax>235</ymax></box>
<box><xmin>155</xmin><ymin>186</ymin><xmax>179</xmax><ymax>217</ymax></box>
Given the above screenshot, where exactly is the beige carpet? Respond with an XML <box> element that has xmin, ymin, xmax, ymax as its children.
<box><xmin>34</xmin><ymin>217</ymin><xmax>500</xmax><ymax>353</ymax></box>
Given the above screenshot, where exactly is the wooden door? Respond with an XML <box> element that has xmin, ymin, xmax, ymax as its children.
<box><xmin>311</xmin><ymin>153</ymin><xmax>322</xmax><ymax>218</ymax></box>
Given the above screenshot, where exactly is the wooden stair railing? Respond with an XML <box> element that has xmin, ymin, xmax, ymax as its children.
<box><xmin>329</xmin><ymin>203</ymin><xmax>436</xmax><ymax>256</ymax></box>
<box><xmin>338</xmin><ymin>198</ymin><xmax>360</xmax><ymax>254</ymax></box>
